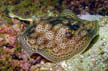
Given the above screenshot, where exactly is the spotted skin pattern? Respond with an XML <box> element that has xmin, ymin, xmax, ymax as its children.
<box><xmin>17</xmin><ymin>10</ymin><xmax>99</xmax><ymax>62</ymax></box>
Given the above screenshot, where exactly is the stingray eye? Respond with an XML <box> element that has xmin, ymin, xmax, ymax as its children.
<box><xmin>65</xmin><ymin>31</ymin><xmax>72</xmax><ymax>39</ymax></box>
<box><xmin>69</xmin><ymin>24</ymin><xmax>80</xmax><ymax>31</ymax></box>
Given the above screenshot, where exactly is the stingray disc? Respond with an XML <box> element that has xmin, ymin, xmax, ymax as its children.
<box><xmin>18</xmin><ymin>11</ymin><xmax>99</xmax><ymax>62</ymax></box>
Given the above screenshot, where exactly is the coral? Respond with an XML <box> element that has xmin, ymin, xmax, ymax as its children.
<box><xmin>0</xmin><ymin>18</ymin><xmax>25</xmax><ymax>46</ymax></box>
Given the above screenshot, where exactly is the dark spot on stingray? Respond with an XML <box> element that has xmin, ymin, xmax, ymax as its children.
<box><xmin>65</xmin><ymin>32</ymin><xmax>72</xmax><ymax>39</ymax></box>
<box><xmin>49</xmin><ymin>19</ymin><xmax>62</xmax><ymax>26</ymax></box>
<box><xmin>58</xmin><ymin>16</ymin><xmax>70</xmax><ymax>20</ymax></box>
<box><xmin>67</xmin><ymin>22</ymin><xmax>80</xmax><ymax>31</ymax></box>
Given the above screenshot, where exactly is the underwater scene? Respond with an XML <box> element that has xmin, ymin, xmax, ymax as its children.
<box><xmin>0</xmin><ymin>0</ymin><xmax>108</xmax><ymax>71</ymax></box>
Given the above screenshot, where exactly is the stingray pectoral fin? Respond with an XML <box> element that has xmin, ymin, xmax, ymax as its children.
<box><xmin>82</xmin><ymin>35</ymin><xmax>99</xmax><ymax>54</ymax></box>
<box><xmin>37</xmin><ymin>49</ymin><xmax>58</xmax><ymax>63</ymax></box>
<box><xmin>81</xmin><ymin>21</ymin><xmax>99</xmax><ymax>54</ymax></box>
<box><xmin>18</xmin><ymin>35</ymin><xmax>33</xmax><ymax>56</ymax></box>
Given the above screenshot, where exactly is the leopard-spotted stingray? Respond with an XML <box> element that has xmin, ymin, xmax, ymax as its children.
<box><xmin>10</xmin><ymin>10</ymin><xmax>99</xmax><ymax>62</ymax></box>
